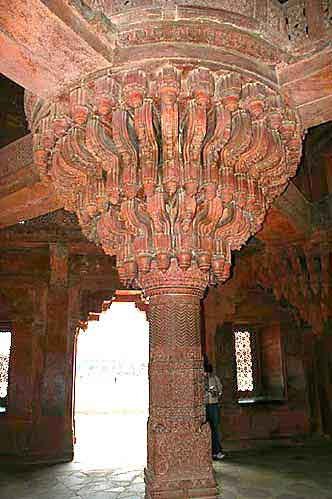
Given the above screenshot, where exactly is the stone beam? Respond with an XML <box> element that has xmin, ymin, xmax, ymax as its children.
<box><xmin>274</xmin><ymin>182</ymin><xmax>311</xmax><ymax>235</ymax></box>
<box><xmin>279</xmin><ymin>49</ymin><xmax>332</xmax><ymax>130</ymax></box>
<box><xmin>0</xmin><ymin>183</ymin><xmax>62</xmax><ymax>229</ymax></box>
<box><xmin>0</xmin><ymin>135</ymin><xmax>63</xmax><ymax>228</ymax></box>
<box><xmin>0</xmin><ymin>0</ymin><xmax>112</xmax><ymax>98</ymax></box>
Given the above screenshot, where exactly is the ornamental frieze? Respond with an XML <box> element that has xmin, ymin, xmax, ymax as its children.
<box><xmin>117</xmin><ymin>22</ymin><xmax>287</xmax><ymax>65</ymax></box>
<box><xmin>80</xmin><ymin>0</ymin><xmax>280</xmax><ymax>25</ymax></box>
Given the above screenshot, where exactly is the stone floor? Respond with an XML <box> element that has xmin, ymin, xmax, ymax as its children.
<box><xmin>214</xmin><ymin>443</ymin><xmax>332</xmax><ymax>499</ymax></box>
<box><xmin>0</xmin><ymin>443</ymin><xmax>332</xmax><ymax>499</ymax></box>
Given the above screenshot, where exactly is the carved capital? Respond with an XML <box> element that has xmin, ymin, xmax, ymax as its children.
<box><xmin>141</xmin><ymin>259</ymin><xmax>208</xmax><ymax>298</ymax></box>
<box><xmin>27</xmin><ymin>64</ymin><xmax>302</xmax><ymax>290</ymax></box>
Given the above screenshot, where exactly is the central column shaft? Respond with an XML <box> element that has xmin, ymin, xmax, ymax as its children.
<box><xmin>145</xmin><ymin>291</ymin><xmax>217</xmax><ymax>498</ymax></box>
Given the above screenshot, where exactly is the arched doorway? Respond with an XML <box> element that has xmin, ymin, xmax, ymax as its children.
<box><xmin>74</xmin><ymin>291</ymin><xmax>149</xmax><ymax>468</ymax></box>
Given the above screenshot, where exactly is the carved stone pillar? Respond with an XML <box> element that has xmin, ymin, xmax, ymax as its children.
<box><xmin>303</xmin><ymin>328</ymin><xmax>323</xmax><ymax>435</ymax></box>
<box><xmin>35</xmin><ymin>242</ymin><xmax>74</xmax><ymax>462</ymax></box>
<box><xmin>315</xmin><ymin>336</ymin><xmax>332</xmax><ymax>437</ymax></box>
<box><xmin>8</xmin><ymin>319</ymin><xmax>35</xmax><ymax>421</ymax></box>
<box><xmin>26</xmin><ymin>39</ymin><xmax>303</xmax><ymax>494</ymax></box>
<box><xmin>142</xmin><ymin>263</ymin><xmax>216</xmax><ymax>498</ymax></box>
<box><xmin>68</xmin><ymin>285</ymin><xmax>81</xmax><ymax>449</ymax></box>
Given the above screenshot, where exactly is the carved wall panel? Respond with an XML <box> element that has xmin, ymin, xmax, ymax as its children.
<box><xmin>250</xmin><ymin>245</ymin><xmax>331</xmax><ymax>335</ymax></box>
<box><xmin>285</xmin><ymin>0</ymin><xmax>309</xmax><ymax>42</ymax></box>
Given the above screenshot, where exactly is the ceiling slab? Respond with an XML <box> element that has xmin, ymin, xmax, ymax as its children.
<box><xmin>0</xmin><ymin>0</ymin><xmax>111</xmax><ymax>98</ymax></box>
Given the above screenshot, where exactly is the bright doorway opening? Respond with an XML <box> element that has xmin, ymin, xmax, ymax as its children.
<box><xmin>74</xmin><ymin>294</ymin><xmax>149</xmax><ymax>468</ymax></box>
<box><xmin>0</xmin><ymin>330</ymin><xmax>11</xmax><ymax>414</ymax></box>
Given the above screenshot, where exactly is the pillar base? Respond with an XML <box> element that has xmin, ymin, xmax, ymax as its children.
<box><xmin>145</xmin><ymin>468</ymin><xmax>218</xmax><ymax>499</ymax></box>
<box><xmin>145</xmin><ymin>418</ymin><xmax>217</xmax><ymax>498</ymax></box>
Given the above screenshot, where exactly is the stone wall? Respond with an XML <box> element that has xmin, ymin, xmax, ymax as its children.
<box><xmin>0</xmin><ymin>215</ymin><xmax>331</xmax><ymax>463</ymax></box>
<box><xmin>0</xmin><ymin>216</ymin><xmax>120</xmax><ymax>464</ymax></box>
<box><xmin>203</xmin><ymin>284</ymin><xmax>331</xmax><ymax>447</ymax></box>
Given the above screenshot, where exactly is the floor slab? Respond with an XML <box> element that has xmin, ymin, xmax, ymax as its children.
<box><xmin>0</xmin><ymin>443</ymin><xmax>332</xmax><ymax>498</ymax></box>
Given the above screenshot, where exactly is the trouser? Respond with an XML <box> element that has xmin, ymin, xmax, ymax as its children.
<box><xmin>206</xmin><ymin>403</ymin><xmax>223</xmax><ymax>455</ymax></box>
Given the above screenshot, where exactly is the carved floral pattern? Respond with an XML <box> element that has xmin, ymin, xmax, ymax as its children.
<box><xmin>26</xmin><ymin>65</ymin><xmax>302</xmax><ymax>288</ymax></box>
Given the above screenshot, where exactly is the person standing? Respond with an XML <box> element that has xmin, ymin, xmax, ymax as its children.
<box><xmin>204</xmin><ymin>362</ymin><xmax>225</xmax><ymax>460</ymax></box>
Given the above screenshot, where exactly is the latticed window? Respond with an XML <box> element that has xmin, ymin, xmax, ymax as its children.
<box><xmin>0</xmin><ymin>331</ymin><xmax>11</xmax><ymax>409</ymax></box>
<box><xmin>234</xmin><ymin>330</ymin><xmax>254</xmax><ymax>392</ymax></box>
